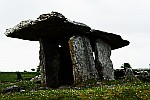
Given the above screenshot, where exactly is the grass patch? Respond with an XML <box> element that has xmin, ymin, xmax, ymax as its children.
<box><xmin>0</xmin><ymin>72</ymin><xmax>150</xmax><ymax>99</ymax></box>
<box><xmin>0</xmin><ymin>80</ymin><xmax>150</xmax><ymax>99</ymax></box>
<box><xmin>0</xmin><ymin>72</ymin><xmax>39</xmax><ymax>83</ymax></box>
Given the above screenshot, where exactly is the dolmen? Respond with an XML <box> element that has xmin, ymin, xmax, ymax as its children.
<box><xmin>4</xmin><ymin>11</ymin><xmax>129</xmax><ymax>88</ymax></box>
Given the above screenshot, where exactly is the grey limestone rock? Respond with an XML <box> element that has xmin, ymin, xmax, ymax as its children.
<box><xmin>69</xmin><ymin>36</ymin><xmax>98</xmax><ymax>83</ymax></box>
<box><xmin>95</xmin><ymin>39</ymin><xmax>114</xmax><ymax>80</ymax></box>
<box><xmin>125</xmin><ymin>68</ymin><xmax>135</xmax><ymax>81</ymax></box>
<box><xmin>4</xmin><ymin>11</ymin><xmax>130</xmax><ymax>88</ymax></box>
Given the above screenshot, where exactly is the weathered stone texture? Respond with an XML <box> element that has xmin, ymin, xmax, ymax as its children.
<box><xmin>125</xmin><ymin>68</ymin><xmax>135</xmax><ymax>81</ymax></box>
<box><xmin>39</xmin><ymin>39</ymin><xmax>46</xmax><ymax>87</ymax></box>
<box><xmin>69</xmin><ymin>36</ymin><xmax>98</xmax><ymax>83</ymax></box>
<box><xmin>39</xmin><ymin>38</ymin><xmax>60</xmax><ymax>88</ymax></box>
<box><xmin>4</xmin><ymin>12</ymin><xmax>129</xmax><ymax>51</ymax></box>
<box><xmin>95</xmin><ymin>39</ymin><xmax>114</xmax><ymax>80</ymax></box>
<box><xmin>4</xmin><ymin>12</ymin><xmax>130</xmax><ymax>87</ymax></box>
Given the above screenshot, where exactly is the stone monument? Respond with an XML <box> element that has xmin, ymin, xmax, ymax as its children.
<box><xmin>4</xmin><ymin>11</ymin><xmax>129</xmax><ymax>88</ymax></box>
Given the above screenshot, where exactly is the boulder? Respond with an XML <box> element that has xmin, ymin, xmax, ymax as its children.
<box><xmin>125</xmin><ymin>68</ymin><xmax>135</xmax><ymax>81</ymax></box>
<box><xmin>2</xmin><ymin>85</ymin><xmax>25</xmax><ymax>94</ymax></box>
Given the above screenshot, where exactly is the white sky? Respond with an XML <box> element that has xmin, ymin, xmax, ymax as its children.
<box><xmin>0</xmin><ymin>0</ymin><xmax>150</xmax><ymax>72</ymax></box>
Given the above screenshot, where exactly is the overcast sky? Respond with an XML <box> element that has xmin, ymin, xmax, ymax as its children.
<box><xmin>0</xmin><ymin>0</ymin><xmax>150</xmax><ymax>72</ymax></box>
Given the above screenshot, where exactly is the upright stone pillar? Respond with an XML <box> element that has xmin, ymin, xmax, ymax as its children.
<box><xmin>39</xmin><ymin>42</ymin><xmax>46</xmax><ymax>87</ymax></box>
<box><xmin>95</xmin><ymin>39</ymin><xmax>114</xmax><ymax>80</ymax></box>
<box><xmin>39</xmin><ymin>38</ymin><xmax>60</xmax><ymax>88</ymax></box>
<box><xmin>69</xmin><ymin>36</ymin><xmax>98</xmax><ymax>83</ymax></box>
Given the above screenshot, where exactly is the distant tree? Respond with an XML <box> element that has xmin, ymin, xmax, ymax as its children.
<box><xmin>24</xmin><ymin>70</ymin><xmax>27</xmax><ymax>72</ymax></box>
<box><xmin>121</xmin><ymin>63</ymin><xmax>132</xmax><ymax>70</ymax></box>
<box><xmin>31</xmin><ymin>68</ymin><xmax>35</xmax><ymax>72</ymax></box>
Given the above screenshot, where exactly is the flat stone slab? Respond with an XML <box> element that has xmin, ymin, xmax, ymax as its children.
<box><xmin>89</xmin><ymin>30</ymin><xmax>129</xmax><ymax>50</ymax></box>
<box><xmin>4</xmin><ymin>12</ymin><xmax>90</xmax><ymax>41</ymax></box>
<box><xmin>4</xmin><ymin>11</ymin><xmax>129</xmax><ymax>50</ymax></box>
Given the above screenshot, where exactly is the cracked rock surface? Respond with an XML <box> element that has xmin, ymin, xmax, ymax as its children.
<box><xmin>4</xmin><ymin>11</ymin><xmax>129</xmax><ymax>50</ymax></box>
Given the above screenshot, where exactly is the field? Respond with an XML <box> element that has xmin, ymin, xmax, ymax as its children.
<box><xmin>0</xmin><ymin>72</ymin><xmax>150</xmax><ymax>100</ymax></box>
<box><xmin>0</xmin><ymin>72</ymin><xmax>39</xmax><ymax>83</ymax></box>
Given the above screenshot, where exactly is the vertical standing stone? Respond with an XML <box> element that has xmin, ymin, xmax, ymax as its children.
<box><xmin>125</xmin><ymin>68</ymin><xmax>135</xmax><ymax>81</ymax></box>
<box><xmin>39</xmin><ymin>43</ymin><xmax>46</xmax><ymax>87</ymax></box>
<box><xmin>95</xmin><ymin>39</ymin><xmax>114</xmax><ymax>80</ymax></box>
<box><xmin>69</xmin><ymin>36</ymin><xmax>98</xmax><ymax>83</ymax></box>
<box><xmin>39</xmin><ymin>38</ymin><xmax>60</xmax><ymax>88</ymax></box>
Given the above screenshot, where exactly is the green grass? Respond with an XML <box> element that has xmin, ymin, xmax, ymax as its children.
<box><xmin>0</xmin><ymin>72</ymin><xmax>40</xmax><ymax>83</ymax></box>
<box><xmin>0</xmin><ymin>81</ymin><xmax>150</xmax><ymax>100</ymax></box>
<box><xmin>0</xmin><ymin>72</ymin><xmax>150</xmax><ymax>100</ymax></box>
